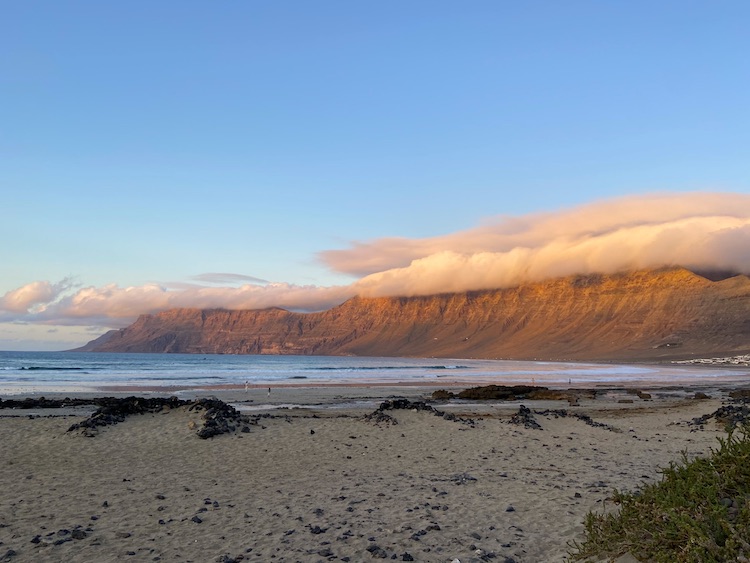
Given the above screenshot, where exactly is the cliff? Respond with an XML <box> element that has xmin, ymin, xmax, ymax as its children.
<box><xmin>76</xmin><ymin>268</ymin><xmax>750</xmax><ymax>361</ymax></box>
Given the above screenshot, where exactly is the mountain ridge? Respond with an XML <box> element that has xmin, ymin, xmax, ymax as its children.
<box><xmin>75</xmin><ymin>268</ymin><xmax>750</xmax><ymax>361</ymax></box>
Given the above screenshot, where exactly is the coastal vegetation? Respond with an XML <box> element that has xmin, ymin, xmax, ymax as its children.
<box><xmin>569</xmin><ymin>425</ymin><xmax>750</xmax><ymax>562</ymax></box>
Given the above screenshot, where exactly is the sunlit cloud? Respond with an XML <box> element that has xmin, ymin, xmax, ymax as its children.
<box><xmin>0</xmin><ymin>279</ymin><xmax>74</xmax><ymax>314</ymax></box>
<box><xmin>351</xmin><ymin>217</ymin><xmax>750</xmax><ymax>297</ymax></box>
<box><xmin>9</xmin><ymin>282</ymin><xmax>355</xmax><ymax>327</ymax></box>
<box><xmin>321</xmin><ymin>192</ymin><xmax>750</xmax><ymax>277</ymax></box>
<box><xmin>3</xmin><ymin>192</ymin><xmax>750</xmax><ymax>331</ymax></box>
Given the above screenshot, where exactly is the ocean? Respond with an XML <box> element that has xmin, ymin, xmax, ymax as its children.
<box><xmin>0</xmin><ymin>351</ymin><xmax>748</xmax><ymax>396</ymax></box>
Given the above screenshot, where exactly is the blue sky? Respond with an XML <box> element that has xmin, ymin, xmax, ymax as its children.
<box><xmin>2</xmin><ymin>1</ymin><xmax>749</xmax><ymax>350</ymax></box>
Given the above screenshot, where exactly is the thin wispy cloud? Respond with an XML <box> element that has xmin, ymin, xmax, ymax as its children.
<box><xmin>190</xmin><ymin>273</ymin><xmax>269</xmax><ymax>285</ymax></box>
<box><xmin>2</xmin><ymin>192</ymin><xmax>750</xmax><ymax>329</ymax></box>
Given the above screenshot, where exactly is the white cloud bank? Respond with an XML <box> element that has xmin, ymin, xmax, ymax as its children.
<box><xmin>0</xmin><ymin>282</ymin><xmax>355</xmax><ymax>328</ymax></box>
<box><xmin>3</xmin><ymin>192</ymin><xmax>750</xmax><ymax>331</ymax></box>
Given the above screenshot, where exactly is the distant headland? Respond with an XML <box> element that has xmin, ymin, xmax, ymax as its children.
<box><xmin>74</xmin><ymin>268</ymin><xmax>750</xmax><ymax>362</ymax></box>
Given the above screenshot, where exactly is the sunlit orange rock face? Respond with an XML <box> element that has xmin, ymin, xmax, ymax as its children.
<box><xmin>79</xmin><ymin>268</ymin><xmax>750</xmax><ymax>361</ymax></box>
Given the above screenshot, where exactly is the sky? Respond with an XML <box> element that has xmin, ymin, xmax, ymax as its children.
<box><xmin>2</xmin><ymin>1</ymin><xmax>749</xmax><ymax>350</ymax></box>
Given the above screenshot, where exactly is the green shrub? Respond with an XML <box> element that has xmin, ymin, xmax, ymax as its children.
<box><xmin>569</xmin><ymin>426</ymin><xmax>750</xmax><ymax>562</ymax></box>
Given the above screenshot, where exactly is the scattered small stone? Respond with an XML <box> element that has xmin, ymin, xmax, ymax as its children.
<box><xmin>191</xmin><ymin>516</ymin><xmax>203</xmax><ymax>524</ymax></box>
<box><xmin>451</xmin><ymin>473</ymin><xmax>477</xmax><ymax>485</ymax></box>
<box><xmin>366</xmin><ymin>544</ymin><xmax>388</xmax><ymax>558</ymax></box>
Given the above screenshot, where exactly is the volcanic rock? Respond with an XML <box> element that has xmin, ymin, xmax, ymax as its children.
<box><xmin>509</xmin><ymin>405</ymin><xmax>542</xmax><ymax>429</ymax></box>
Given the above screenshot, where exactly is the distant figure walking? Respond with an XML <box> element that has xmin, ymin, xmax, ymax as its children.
<box><xmin>244</xmin><ymin>380</ymin><xmax>249</xmax><ymax>393</ymax></box>
<box><xmin>268</xmin><ymin>387</ymin><xmax>271</xmax><ymax>398</ymax></box>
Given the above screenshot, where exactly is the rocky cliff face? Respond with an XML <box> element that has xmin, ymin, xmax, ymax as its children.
<box><xmin>77</xmin><ymin>268</ymin><xmax>750</xmax><ymax>361</ymax></box>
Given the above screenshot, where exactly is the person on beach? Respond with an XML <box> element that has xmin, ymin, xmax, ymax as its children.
<box><xmin>268</xmin><ymin>387</ymin><xmax>271</xmax><ymax>398</ymax></box>
<box><xmin>244</xmin><ymin>380</ymin><xmax>249</xmax><ymax>392</ymax></box>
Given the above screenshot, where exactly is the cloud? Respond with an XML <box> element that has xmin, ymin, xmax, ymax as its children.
<box><xmin>190</xmin><ymin>273</ymin><xmax>269</xmax><ymax>285</ymax></box>
<box><xmin>321</xmin><ymin>192</ymin><xmax>750</xmax><ymax>277</ymax></box>
<box><xmin>351</xmin><ymin>215</ymin><xmax>750</xmax><ymax>297</ymax></box>
<box><xmin>3</xmin><ymin>191</ymin><xmax>750</xmax><ymax>331</ymax></box>
<box><xmin>14</xmin><ymin>282</ymin><xmax>355</xmax><ymax>327</ymax></box>
<box><xmin>0</xmin><ymin>279</ymin><xmax>74</xmax><ymax>313</ymax></box>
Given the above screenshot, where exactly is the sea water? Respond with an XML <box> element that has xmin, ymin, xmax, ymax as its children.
<box><xmin>0</xmin><ymin>351</ymin><xmax>748</xmax><ymax>396</ymax></box>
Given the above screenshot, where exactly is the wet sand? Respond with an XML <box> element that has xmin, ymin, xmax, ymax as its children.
<box><xmin>0</xmin><ymin>383</ymin><xmax>744</xmax><ymax>562</ymax></box>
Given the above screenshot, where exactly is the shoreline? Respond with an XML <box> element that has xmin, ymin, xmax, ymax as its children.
<box><xmin>3</xmin><ymin>371</ymin><xmax>749</xmax><ymax>406</ymax></box>
<box><xmin>3</xmin><ymin>351</ymin><xmax>750</xmax><ymax>398</ymax></box>
<box><xmin>4</xmin><ymin>368</ymin><xmax>750</xmax><ymax>403</ymax></box>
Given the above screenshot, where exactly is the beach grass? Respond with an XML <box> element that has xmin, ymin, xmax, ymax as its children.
<box><xmin>568</xmin><ymin>424</ymin><xmax>750</xmax><ymax>562</ymax></box>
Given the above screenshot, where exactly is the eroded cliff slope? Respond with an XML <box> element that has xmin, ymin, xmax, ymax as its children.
<box><xmin>78</xmin><ymin>268</ymin><xmax>750</xmax><ymax>361</ymax></box>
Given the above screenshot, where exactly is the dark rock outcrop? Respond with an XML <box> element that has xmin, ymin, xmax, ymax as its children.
<box><xmin>60</xmin><ymin>396</ymin><xmax>254</xmax><ymax>439</ymax></box>
<box><xmin>188</xmin><ymin>398</ymin><xmax>250</xmax><ymax>439</ymax></box>
<box><xmin>457</xmin><ymin>385</ymin><xmax>545</xmax><ymax>400</ymax></box>
<box><xmin>509</xmin><ymin>405</ymin><xmax>542</xmax><ymax>429</ymax></box>
<box><xmin>67</xmin><ymin>396</ymin><xmax>189</xmax><ymax>435</ymax></box>
<box><xmin>364</xmin><ymin>398</ymin><xmax>474</xmax><ymax>426</ymax></box>
<box><xmin>691</xmin><ymin>404</ymin><xmax>750</xmax><ymax>429</ymax></box>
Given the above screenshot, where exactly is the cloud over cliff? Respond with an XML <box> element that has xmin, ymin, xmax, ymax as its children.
<box><xmin>3</xmin><ymin>192</ymin><xmax>750</xmax><ymax>328</ymax></box>
<box><xmin>348</xmin><ymin>193</ymin><xmax>750</xmax><ymax>297</ymax></box>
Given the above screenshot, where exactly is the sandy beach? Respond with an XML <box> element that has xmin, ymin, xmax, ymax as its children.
<box><xmin>0</xmin><ymin>383</ymin><xmax>744</xmax><ymax>563</ymax></box>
